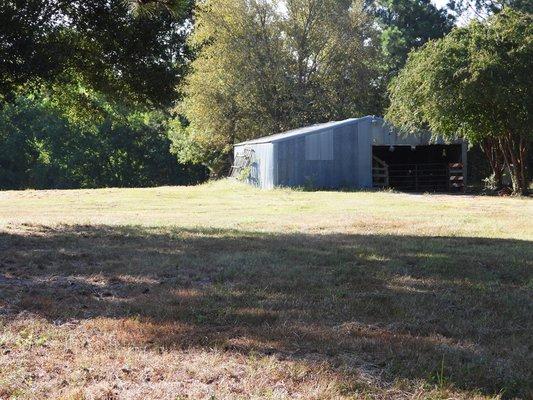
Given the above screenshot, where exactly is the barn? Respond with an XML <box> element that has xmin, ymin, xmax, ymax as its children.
<box><xmin>231</xmin><ymin>116</ymin><xmax>467</xmax><ymax>192</ymax></box>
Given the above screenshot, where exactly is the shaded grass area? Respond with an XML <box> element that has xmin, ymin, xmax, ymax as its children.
<box><xmin>1</xmin><ymin>224</ymin><xmax>531</xmax><ymax>399</ymax></box>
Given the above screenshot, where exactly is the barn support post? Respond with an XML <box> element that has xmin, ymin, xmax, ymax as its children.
<box><xmin>357</xmin><ymin>118</ymin><xmax>373</xmax><ymax>188</ymax></box>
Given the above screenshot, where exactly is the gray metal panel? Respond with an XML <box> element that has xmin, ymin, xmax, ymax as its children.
<box><xmin>357</xmin><ymin>118</ymin><xmax>373</xmax><ymax>188</ymax></box>
<box><xmin>334</xmin><ymin>123</ymin><xmax>358</xmax><ymax>187</ymax></box>
<box><xmin>305</xmin><ymin>130</ymin><xmax>334</xmax><ymax>160</ymax></box>
<box><xmin>236</xmin><ymin>118</ymin><xmax>365</xmax><ymax>145</ymax></box>
<box><xmin>273</xmin><ymin>119</ymin><xmax>362</xmax><ymax>189</ymax></box>
<box><xmin>461</xmin><ymin>141</ymin><xmax>468</xmax><ymax>187</ymax></box>
<box><xmin>234</xmin><ymin>142</ymin><xmax>274</xmax><ymax>189</ymax></box>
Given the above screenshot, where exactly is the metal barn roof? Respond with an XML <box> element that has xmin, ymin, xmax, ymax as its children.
<box><xmin>234</xmin><ymin>115</ymin><xmax>463</xmax><ymax>148</ymax></box>
<box><xmin>234</xmin><ymin>116</ymin><xmax>373</xmax><ymax>146</ymax></box>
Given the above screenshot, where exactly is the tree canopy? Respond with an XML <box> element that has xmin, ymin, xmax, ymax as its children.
<box><xmin>386</xmin><ymin>9</ymin><xmax>532</xmax><ymax>193</ymax></box>
<box><xmin>0</xmin><ymin>0</ymin><xmax>208</xmax><ymax>190</ymax></box>
<box><xmin>447</xmin><ymin>0</ymin><xmax>533</xmax><ymax>20</ymax></box>
<box><xmin>1</xmin><ymin>0</ymin><xmax>530</xmax><ymax>189</ymax></box>
<box><xmin>372</xmin><ymin>0</ymin><xmax>454</xmax><ymax>75</ymax></box>
<box><xmin>171</xmin><ymin>0</ymin><xmax>383</xmax><ymax>174</ymax></box>
<box><xmin>0</xmin><ymin>87</ymin><xmax>207</xmax><ymax>190</ymax></box>
<box><xmin>0</xmin><ymin>0</ymin><xmax>191</xmax><ymax>107</ymax></box>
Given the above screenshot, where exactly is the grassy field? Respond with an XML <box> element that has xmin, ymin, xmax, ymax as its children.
<box><xmin>0</xmin><ymin>180</ymin><xmax>532</xmax><ymax>399</ymax></box>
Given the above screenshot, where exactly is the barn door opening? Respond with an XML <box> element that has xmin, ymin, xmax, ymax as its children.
<box><xmin>372</xmin><ymin>144</ymin><xmax>463</xmax><ymax>192</ymax></box>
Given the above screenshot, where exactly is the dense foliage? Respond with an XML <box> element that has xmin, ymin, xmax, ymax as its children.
<box><xmin>0</xmin><ymin>0</ymin><xmax>209</xmax><ymax>190</ymax></box>
<box><xmin>386</xmin><ymin>9</ymin><xmax>532</xmax><ymax>193</ymax></box>
<box><xmin>447</xmin><ymin>0</ymin><xmax>533</xmax><ymax>20</ymax></box>
<box><xmin>0</xmin><ymin>91</ymin><xmax>206</xmax><ymax>190</ymax></box>
<box><xmin>0</xmin><ymin>0</ymin><xmax>191</xmax><ymax>107</ymax></box>
<box><xmin>372</xmin><ymin>0</ymin><xmax>454</xmax><ymax>75</ymax></box>
<box><xmin>171</xmin><ymin>0</ymin><xmax>383</xmax><ymax>174</ymax></box>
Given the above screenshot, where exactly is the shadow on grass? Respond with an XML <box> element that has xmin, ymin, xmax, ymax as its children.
<box><xmin>0</xmin><ymin>225</ymin><xmax>531</xmax><ymax>397</ymax></box>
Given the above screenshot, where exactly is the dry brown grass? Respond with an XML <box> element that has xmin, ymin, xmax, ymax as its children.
<box><xmin>0</xmin><ymin>181</ymin><xmax>531</xmax><ymax>399</ymax></box>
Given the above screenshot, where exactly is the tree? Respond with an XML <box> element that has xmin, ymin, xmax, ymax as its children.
<box><xmin>172</xmin><ymin>0</ymin><xmax>382</xmax><ymax>174</ymax></box>
<box><xmin>0</xmin><ymin>0</ymin><xmax>191</xmax><ymax>107</ymax></box>
<box><xmin>372</xmin><ymin>0</ymin><xmax>455</xmax><ymax>75</ymax></box>
<box><xmin>0</xmin><ymin>89</ymin><xmax>207</xmax><ymax>189</ymax></box>
<box><xmin>386</xmin><ymin>9</ymin><xmax>532</xmax><ymax>194</ymax></box>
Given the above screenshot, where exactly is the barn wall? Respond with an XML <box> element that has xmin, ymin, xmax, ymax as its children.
<box><xmin>357</xmin><ymin>118</ymin><xmax>373</xmax><ymax>188</ymax></box>
<box><xmin>371</xmin><ymin>119</ymin><xmax>461</xmax><ymax>146</ymax></box>
<box><xmin>272</xmin><ymin>121</ymin><xmax>368</xmax><ymax>189</ymax></box>
<box><xmin>234</xmin><ymin>143</ymin><xmax>274</xmax><ymax>188</ymax></box>
<box><xmin>234</xmin><ymin>116</ymin><xmax>465</xmax><ymax>190</ymax></box>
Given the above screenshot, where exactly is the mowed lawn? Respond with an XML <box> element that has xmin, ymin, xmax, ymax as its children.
<box><xmin>0</xmin><ymin>181</ymin><xmax>531</xmax><ymax>399</ymax></box>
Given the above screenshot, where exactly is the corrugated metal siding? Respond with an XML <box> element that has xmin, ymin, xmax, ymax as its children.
<box><xmin>357</xmin><ymin>118</ymin><xmax>373</xmax><ymax>188</ymax></box>
<box><xmin>234</xmin><ymin>143</ymin><xmax>274</xmax><ymax>189</ymax></box>
<box><xmin>305</xmin><ymin>130</ymin><xmax>334</xmax><ymax>160</ymax></box>
<box><xmin>234</xmin><ymin>116</ymin><xmax>464</xmax><ymax>190</ymax></box>
<box><xmin>273</xmin><ymin>120</ymin><xmax>365</xmax><ymax>189</ymax></box>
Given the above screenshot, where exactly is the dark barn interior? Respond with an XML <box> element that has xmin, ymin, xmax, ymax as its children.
<box><xmin>372</xmin><ymin>144</ymin><xmax>463</xmax><ymax>192</ymax></box>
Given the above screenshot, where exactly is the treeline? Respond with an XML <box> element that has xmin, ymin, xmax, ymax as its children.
<box><xmin>0</xmin><ymin>0</ymin><xmax>207</xmax><ymax>190</ymax></box>
<box><xmin>1</xmin><ymin>0</ymin><xmax>531</xmax><ymax>191</ymax></box>
<box><xmin>0</xmin><ymin>94</ymin><xmax>206</xmax><ymax>190</ymax></box>
<box><xmin>172</xmin><ymin>0</ymin><xmax>455</xmax><ymax>175</ymax></box>
<box><xmin>171</xmin><ymin>0</ymin><xmax>531</xmax><ymax>193</ymax></box>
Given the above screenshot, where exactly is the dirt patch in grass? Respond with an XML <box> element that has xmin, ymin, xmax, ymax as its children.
<box><xmin>1</xmin><ymin>223</ymin><xmax>531</xmax><ymax>399</ymax></box>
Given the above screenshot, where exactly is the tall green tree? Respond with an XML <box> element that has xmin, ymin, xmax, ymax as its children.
<box><xmin>125</xmin><ymin>0</ymin><xmax>187</xmax><ymax>15</ymax></box>
<box><xmin>0</xmin><ymin>0</ymin><xmax>209</xmax><ymax>189</ymax></box>
<box><xmin>372</xmin><ymin>0</ymin><xmax>455</xmax><ymax>76</ymax></box>
<box><xmin>172</xmin><ymin>0</ymin><xmax>382</xmax><ymax>174</ymax></box>
<box><xmin>386</xmin><ymin>9</ymin><xmax>532</xmax><ymax>194</ymax></box>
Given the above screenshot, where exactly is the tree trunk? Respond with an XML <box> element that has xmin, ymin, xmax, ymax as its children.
<box><xmin>499</xmin><ymin>133</ymin><xmax>528</xmax><ymax>195</ymax></box>
<box><xmin>480</xmin><ymin>138</ymin><xmax>504</xmax><ymax>189</ymax></box>
<box><xmin>518</xmin><ymin>136</ymin><xmax>528</xmax><ymax>193</ymax></box>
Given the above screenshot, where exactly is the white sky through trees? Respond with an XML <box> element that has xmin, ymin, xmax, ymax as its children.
<box><xmin>432</xmin><ymin>0</ymin><xmax>448</xmax><ymax>8</ymax></box>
